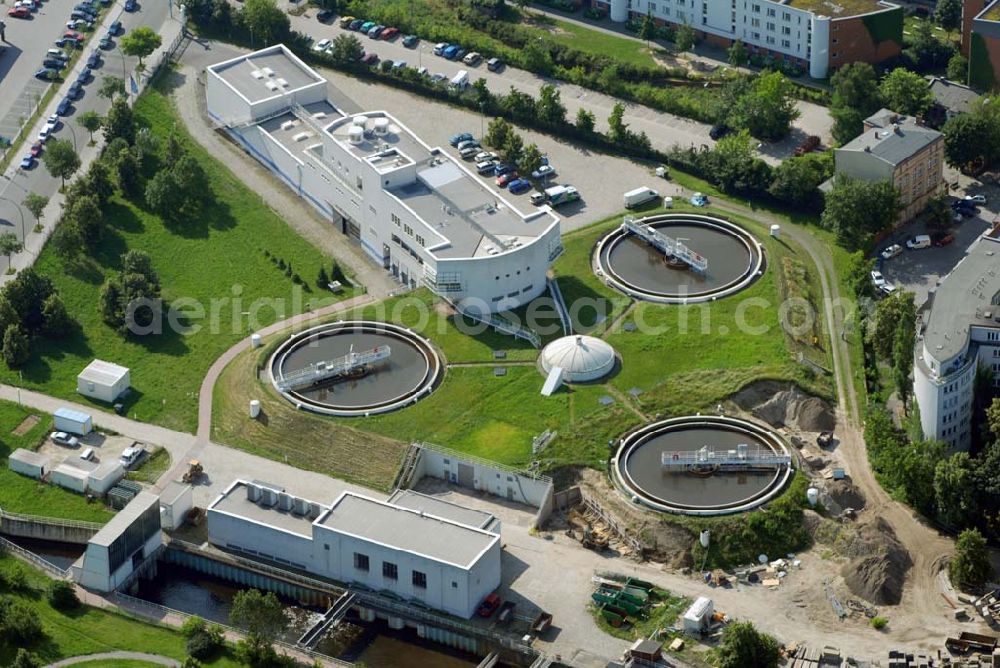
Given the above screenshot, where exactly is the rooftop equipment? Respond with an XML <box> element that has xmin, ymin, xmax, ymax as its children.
<box><xmin>622</xmin><ymin>217</ymin><xmax>708</xmax><ymax>274</ymax></box>
<box><xmin>661</xmin><ymin>444</ymin><xmax>791</xmax><ymax>472</ymax></box>
<box><xmin>276</xmin><ymin>345</ymin><xmax>392</xmax><ymax>392</ymax></box>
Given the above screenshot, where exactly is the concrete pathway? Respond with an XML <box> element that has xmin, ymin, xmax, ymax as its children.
<box><xmin>45</xmin><ymin>651</ymin><xmax>181</xmax><ymax>667</ymax></box>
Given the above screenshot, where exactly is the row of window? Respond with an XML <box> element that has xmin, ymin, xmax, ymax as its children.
<box><xmin>391</xmin><ymin>212</ymin><xmax>427</xmax><ymax>248</ymax></box>
<box><xmin>491</xmin><ymin>285</ymin><xmax>534</xmax><ymax>303</ymax></box>
<box><xmin>352</xmin><ymin>552</ymin><xmax>434</xmax><ymax>589</ymax></box>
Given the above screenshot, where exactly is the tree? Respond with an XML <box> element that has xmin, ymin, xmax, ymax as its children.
<box><xmin>880</xmin><ymin>68</ymin><xmax>934</xmax><ymax>116</ymax></box>
<box><xmin>987</xmin><ymin>397</ymin><xmax>1000</xmax><ymax>441</ymax></box>
<box><xmin>316</xmin><ymin>266</ymin><xmax>329</xmax><ymax>289</ymax></box>
<box><xmin>893</xmin><ymin>317</ymin><xmax>913</xmax><ymax>408</ymax></box>
<box><xmin>328</xmin><ymin>34</ymin><xmax>363</xmax><ymax>67</ymax></box>
<box><xmin>104</xmin><ymin>97</ymin><xmax>136</xmax><ymax>145</ymax></box>
<box><xmin>64</xmin><ymin>195</ymin><xmax>103</xmax><ymax>247</ymax></box>
<box><xmin>77</xmin><ymin>110</ymin><xmax>102</xmax><ymax>144</ymax></box>
<box><xmin>925</xmin><ymin>194</ymin><xmax>953</xmax><ymax>231</ymax></box>
<box><xmin>172</xmin><ymin>153</ymin><xmax>210</xmax><ymax>214</ymax></box>
<box><xmin>866</xmin><ymin>290</ymin><xmax>917</xmax><ymax>361</ymax></box>
<box><xmin>12</xmin><ymin>649</ymin><xmax>41</xmax><ymax>668</ymax></box>
<box><xmin>608</xmin><ymin>102</ymin><xmax>628</xmax><ymax>143</ymax></box>
<box><xmin>521</xmin><ymin>40</ymin><xmax>553</xmax><ymax>75</ymax></box>
<box><xmin>501</xmin><ymin>132</ymin><xmax>524</xmax><ymax>166</ymax></box>
<box><xmin>42</xmin><ymin>139</ymin><xmax>80</xmax><ymax>189</ymax></box>
<box><xmin>47</xmin><ymin>580</ymin><xmax>79</xmax><ymax>611</ymax></box>
<box><xmin>83</xmin><ymin>161</ymin><xmax>115</xmax><ymax>207</ymax></box>
<box><xmin>727</xmin><ymin>71</ymin><xmax>800</xmax><ymax>141</ymax></box>
<box><xmin>768</xmin><ymin>152</ymin><xmax>832</xmax><ymax>208</ymax></box>
<box><xmin>229</xmin><ymin>589</ymin><xmax>285</xmax><ymax>647</ymax></box>
<box><xmin>935</xmin><ymin>453</ymin><xmax>978</xmax><ymax>527</ymax></box>
<box><xmin>484</xmin><ymin>117</ymin><xmax>513</xmax><ymax>151</ymax></box>
<box><xmin>519</xmin><ymin>143</ymin><xmax>545</xmax><ymax>177</ymax></box>
<box><xmin>845</xmin><ymin>250</ymin><xmax>876</xmax><ymax>299</ymax></box>
<box><xmin>115</xmin><ymin>149</ymin><xmax>142</xmax><ymax>197</ymax></box>
<box><xmin>99</xmin><ymin>250</ymin><xmax>161</xmax><ymax>336</ymax></box>
<box><xmin>947</xmin><ymin>53</ymin><xmax>968</xmax><ymax>83</ymax></box>
<box><xmin>674</xmin><ymin>23</ymin><xmax>696</xmax><ymax>52</ymax></box>
<box><xmin>0</xmin><ymin>232</ymin><xmax>23</xmax><ymax>270</ymax></box>
<box><xmin>122</xmin><ymin>249</ymin><xmax>160</xmax><ymax>287</ymax></box>
<box><xmin>498</xmin><ymin>88</ymin><xmax>536</xmax><ymax>119</ymax></box>
<box><xmin>831</xmin><ymin>105</ymin><xmax>867</xmax><ymax>145</ymax></box>
<box><xmin>40</xmin><ymin>293</ymin><xmax>71</xmax><ymax>337</ymax></box>
<box><xmin>574</xmin><ymin>108</ymin><xmax>595</xmax><ymax>134</ymax></box>
<box><xmin>241</xmin><ymin>0</ymin><xmax>290</xmax><ymax>46</ymax></box>
<box><xmin>22</xmin><ymin>193</ymin><xmax>47</xmax><ymax>229</ymax></box>
<box><xmin>936</xmin><ymin>0</ymin><xmax>962</xmax><ymax>30</ymax></box>
<box><xmin>728</xmin><ymin>40</ymin><xmax>748</xmax><ymax>67</ymax></box>
<box><xmin>145</xmin><ymin>170</ymin><xmax>182</xmax><ymax>221</ymax></box>
<box><xmin>2</xmin><ymin>325</ymin><xmax>29</xmax><ymax>369</ymax></box>
<box><xmin>830</xmin><ymin>62</ymin><xmax>882</xmax><ymax>143</ymax></box>
<box><xmin>639</xmin><ymin>12</ymin><xmax>657</xmax><ymax>47</ymax></box>
<box><xmin>134</xmin><ymin>127</ymin><xmax>160</xmax><ymax>164</ymax></box>
<box><xmin>98</xmin><ymin>75</ymin><xmax>126</xmax><ymax>100</ymax></box>
<box><xmin>120</xmin><ymin>26</ymin><xmax>162</xmax><ymax>68</ymax></box>
<box><xmin>717</xmin><ymin>620</ymin><xmax>780</xmax><ymax>668</ymax></box>
<box><xmin>706</xmin><ymin>130</ymin><xmax>773</xmax><ymax>193</ymax></box>
<box><xmin>472</xmin><ymin>78</ymin><xmax>494</xmax><ymax>112</ymax></box>
<box><xmin>50</xmin><ymin>221</ymin><xmax>85</xmax><ymax>263</ymax></box>
<box><xmin>905</xmin><ymin>20</ymin><xmax>955</xmax><ymax>71</ymax></box>
<box><xmin>950</xmin><ymin>528</ymin><xmax>993</xmax><ymax>588</ymax></box>
<box><xmin>821</xmin><ymin>175</ymin><xmax>901</xmax><ymax>251</ymax></box>
<box><xmin>537</xmin><ymin>84</ymin><xmax>566</xmax><ymax>126</ymax></box>
<box><xmin>942</xmin><ymin>110</ymin><xmax>1000</xmax><ymax>172</ymax></box>
<box><xmin>3</xmin><ymin>268</ymin><xmax>55</xmax><ymax>333</ymax></box>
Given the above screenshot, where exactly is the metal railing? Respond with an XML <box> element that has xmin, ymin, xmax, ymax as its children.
<box><xmin>546</xmin><ymin>277</ymin><xmax>572</xmax><ymax>336</ymax></box>
<box><xmin>452</xmin><ymin>301</ymin><xmax>541</xmax><ymax>348</ymax></box>
<box><xmin>0</xmin><ymin>507</ymin><xmax>105</xmax><ymax>531</ymax></box>
<box><xmin>0</xmin><ymin>534</ymin><xmax>70</xmax><ymax>578</ymax></box>
<box><xmin>622</xmin><ymin>217</ymin><xmax>708</xmax><ymax>273</ymax></box>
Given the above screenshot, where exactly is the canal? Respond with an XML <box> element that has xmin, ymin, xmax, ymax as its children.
<box><xmin>5</xmin><ymin>536</ymin><xmax>85</xmax><ymax>571</ymax></box>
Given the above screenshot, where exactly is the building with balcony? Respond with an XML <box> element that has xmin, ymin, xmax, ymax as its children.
<box><xmin>913</xmin><ymin>225</ymin><xmax>1000</xmax><ymax>451</ymax></box>
<box><xmin>826</xmin><ymin>109</ymin><xmax>944</xmax><ymax>224</ymax></box>
<box><xmin>593</xmin><ymin>0</ymin><xmax>902</xmax><ymax>78</ymax></box>
<box><xmin>205</xmin><ymin>45</ymin><xmax>562</xmax><ymax>315</ymax></box>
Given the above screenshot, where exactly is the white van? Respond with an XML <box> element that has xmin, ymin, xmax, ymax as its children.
<box><xmin>449</xmin><ymin>70</ymin><xmax>469</xmax><ymax>90</ymax></box>
<box><xmin>906</xmin><ymin>234</ymin><xmax>931</xmax><ymax>250</ymax></box>
<box><xmin>623</xmin><ymin>186</ymin><xmax>659</xmax><ymax>209</ymax></box>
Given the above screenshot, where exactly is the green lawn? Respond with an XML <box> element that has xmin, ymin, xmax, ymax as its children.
<box><xmin>0</xmin><ymin>555</ymin><xmax>240</xmax><ymax>667</ymax></box>
<box><xmin>0</xmin><ymin>79</ymin><xmax>355</xmax><ymax>433</ymax></box>
<box><xmin>125</xmin><ymin>447</ymin><xmax>171</xmax><ymax>484</ymax></box>
<box><xmin>541</xmin><ymin>17</ymin><xmax>659</xmax><ymax>68</ymax></box>
<box><xmin>70</xmin><ymin>661</ymin><xmax>170</xmax><ymax>668</ymax></box>
<box><xmin>0</xmin><ymin>400</ymin><xmax>113</xmax><ymax>522</ymax></box>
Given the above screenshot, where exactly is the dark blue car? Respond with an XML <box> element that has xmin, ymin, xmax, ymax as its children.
<box><xmin>124</xmin><ymin>0</ymin><xmax>137</xmax><ymax>11</ymax></box>
<box><xmin>109</xmin><ymin>20</ymin><xmax>122</xmax><ymax>35</ymax></box>
<box><xmin>68</xmin><ymin>82</ymin><xmax>83</xmax><ymax>99</ymax></box>
<box><xmin>508</xmin><ymin>178</ymin><xmax>531</xmax><ymax>195</ymax></box>
<box><xmin>86</xmin><ymin>51</ymin><xmax>101</xmax><ymax>68</ymax></box>
<box><xmin>56</xmin><ymin>97</ymin><xmax>72</xmax><ymax>116</ymax></box>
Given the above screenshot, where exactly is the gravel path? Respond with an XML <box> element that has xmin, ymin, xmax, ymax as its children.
<box><xmin>45</xmin><ymin>651</ymin><xmax>180</xmax><ymax>667</ymax></box>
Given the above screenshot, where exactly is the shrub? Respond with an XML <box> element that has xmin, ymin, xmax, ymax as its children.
<box><xmin>186</xmin><ymin>628</ymin><xmax>222</xmax><ymax>660</ymax></box>
<box><xmin>180</xmin><ymin>615</ymin><xmax>207</xmax><ymax>638</ymax></box>
<box><xmin>47</xmin><ymin>580</ymin><xmax>80</xmax><ymax>611</ymax></box>
<box><xmin>871</xmin><ymin>616</ymin><xmax>889</xmax><ymax>630</ymax></box>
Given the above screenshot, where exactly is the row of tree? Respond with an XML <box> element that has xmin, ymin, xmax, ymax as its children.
<box><xmin>829</xmin><ymin>62</ymin><xmax>933</xmax><ymax>145</ymax></box>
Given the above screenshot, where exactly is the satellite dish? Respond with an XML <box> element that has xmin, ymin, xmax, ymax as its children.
<box><xmin>758</xmin><ymin>554</ymin><xmax>768</xmax><ymax>564</ymax></box>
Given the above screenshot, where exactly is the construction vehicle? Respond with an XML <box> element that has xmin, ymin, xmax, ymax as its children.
<box><xmin>182</xmin><ymin>459</ymin><xmax>204</xmax><ymax>484</ymax></box>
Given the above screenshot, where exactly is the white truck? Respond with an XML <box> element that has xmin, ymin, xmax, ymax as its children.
<box><xmin>624</xmin><ymin>186</ymin><xmax>659</xmax><ymax>209</ymax></box>
<box><xmin>544</xmin><ymin>185</ymin><xmax>579</xmax><ymax>207</ymax></box>
<box><xmin>449</xmin><ymin>70</ymin><xmax>469</xmax><ymax>90</ymax></box>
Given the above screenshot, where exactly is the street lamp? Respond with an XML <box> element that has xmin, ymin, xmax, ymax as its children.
<box><xmin>62</xmin><ymin>119</ymin><xmax>78</xmax><ymax>151</ymax></box>
<box><xmin>0</xmin><ymin>196</ymin><xmax>26</xmax><ymax>243</ymax></box>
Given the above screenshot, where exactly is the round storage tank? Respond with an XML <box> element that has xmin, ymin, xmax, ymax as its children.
<box><xmin>353</xmin><ymin>115</ymin><xmax>368</xmax><ymax>127</ymax></box>
<box><xmin>249</xmin><ymin>400</ymin><xmax>261</xmax><ymax>418</ymax></box>
<box><xmin>538</xmin><ymin>335</ymin><xmax>617</xmax><ymax>383</ymax></box>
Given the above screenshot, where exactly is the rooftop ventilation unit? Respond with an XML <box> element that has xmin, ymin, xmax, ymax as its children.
<box><xmin>353</xmin><ymin>115</ymin><xmax>368</xmax><ymax>128</ymax></box>
<box><xmin>261</xmin><ymin>67</ymin><xmax>275</xmax><ymax>77</ymax></box>
<box><xmin>277</xmin><ymin>492</ymin><xmax>293</xmax><ymax>511</ymax></box>
<box><xmin>260</xmin><ymin>487</ymin><xmax>277</xmax><ymax>507</ymax></box>
<box><xmin>276</xmin><ymin>78</ymin><xmax>289</xmax><ymax>88</ymax></box>
<box><xmin>373</xmin><ymin>118</ymin><xmax>389</xmax><ymax>135</ymax></box>
<box><xmin>348</xmin><ymin>126</ymin><xmax>364</xmax><ymax>145</ymax></box>
<box><xmin>293</xmin><ymin>497</ymin><xmax>307</xmax><ymax>516</ymax></box>
<box><xmin>280</xmin><ymin>119</ymin><xmax>296</xmax><ymax>131</ymax></box>
<box><xmin>245</xmin><ymin>483</ymin><xmax>262</xmax><ymax>502</ymax></box>
<box><xmin>307</xmin><ymin>502</ymin><xmax>321</xmax><ymax>519</ymax></box>
<box><xmin>250</xmin><ymin>69</ymin><xmax>264</xmax><ymax>80</ymax></box>
<box><xmin>265</xmin><ymin>80</ymin><xmax>279</xmax><ymax>91</ymax></box>
<box><xmin>292</xmin><ymin>131</ymin><xmax>312</xmax><ymax>142</ymax></box>
<box><xmin>313</xmin><ymin>112</ymin><xmax>327</xmax><ymax>120</ymax></box>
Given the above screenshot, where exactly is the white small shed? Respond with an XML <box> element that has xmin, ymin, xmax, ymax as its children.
<box><xmin>8</xmin><ymin>448</ymin><xmax>48</xmax><ymax>479</ymax></box>
<box><xmin>50</xmin><ymin>462</ymin><xmax>93</xmax><ymax>494</ymax></box>
<box><xmin>159</xmin><ymin>481</ymin><xmax>194</xmax><ymax>531</ymax></box>
<box><xmin>682</xmin><ymin>596</ymin><xmax>714</xmax><ymax>635</ymax></box>
<box><xmin>53</xmin><ymin>407</ymin><xmax>93</xmax><ymax>436</ymax></box>
<box><xmin>87</xmin><ymin>460</ymin><xmax>125</xmax><ymax>495</ymax></box>
<box><xmin>77</xmin><ymin>360</ymin><xmax>131</xmax><ymax>403</ymax></box>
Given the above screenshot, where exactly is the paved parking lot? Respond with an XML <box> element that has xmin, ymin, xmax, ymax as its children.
<box><xmin>36</xmin><ymin>430</ymin><xmax>139</xmax><ymax>466</ymax></box>
<box><xmin>879</xmin><ymin>195</ymin><xmax>997</xmax><ymax>306</ymax></box>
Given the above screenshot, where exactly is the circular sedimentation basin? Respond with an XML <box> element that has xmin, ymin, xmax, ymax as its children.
<box><xmin>269</xmin><ymin>320</ymin><xmax>442</xmax><ymax>417</ymax></box>
<box><xmin>594</xmin><ymin>213</ymin><xmax>765</xmax><ymax>303</ymax></box>
<box><xmin>612</xmin><ymin>415</ymin><xmax>793</xmax><ymax>516</ymax></box>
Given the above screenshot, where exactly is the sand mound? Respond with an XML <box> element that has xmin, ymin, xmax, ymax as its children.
<box><xmin>839</xmin><ymin>517</ymin><xmax>912</xmax><ymax>605</ymax></box>
<box><xmin>732</xmin><ymin>382</ymin><xmax>834</xmax><ymax>432</ymax></box>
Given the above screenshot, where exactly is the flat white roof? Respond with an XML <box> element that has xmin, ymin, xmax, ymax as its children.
<box><xmin>208</xmin><ymin>44</ymin><xmax>325</xmax><ymax>105</ymax></box>
<box><xmin>55</xmin><ymin>407</ymin><xmax>92</xmax><ymax>423</ymax></box>
<box><xmin>10</xmin><ymin>448</ymin><xmax>47</xmax><ymax>467</ymax></box>
<box><xmin>79</xmin><ymin>359</ymin><xmax>130</xmax><ymax>386</ymax></box>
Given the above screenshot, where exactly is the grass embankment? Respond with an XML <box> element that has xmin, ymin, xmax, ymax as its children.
<box><xmin>0</xmin><ymin>555</ymin><xmax>241</xmax><ymax>666</ymax></box>
<box><xmin>125</xmin><ymin>447</ymin><xmax>171</xmax><ymax>483</ymax></box>
<box><xmin>0</xmin><ymin>400</ymin><xmax>112</xmax><ymax>522</ymax></box>
<box><xmin>0</xmin><ymin>80</ymin><xmax>356</xmax><ymax>433</ymax></box>
<box><xmin>213</xmin><ymin>203</ymin><xmax>830</xmax><ymax>484</ymax></box>
<box><xmin>534</xmin><ymin>15</ymin><xmax>659</xmax><ymax>68</ymax></box>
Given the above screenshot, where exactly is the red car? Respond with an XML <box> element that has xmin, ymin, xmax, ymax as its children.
<box><xmin>477</xmin><ymin>593</ymin><xmax>501</xmax><ymax>618</ymax></box>
<box><xmin>381</xmin><ymin>27</ymin><xmax>399</xmax><ymax>40</ymax></box>
<box><xmin>29</xmin><ymin>142</ymin><xmax>43</xmax><ymax>158</ymax></box>
<box><xmin>496</xmin><ymin>172</ymin><xmax>518</xmax><ymax>188</ymax></box>
<box><xmin>7</xmin><ymin>6</ymin><xmax>31</xmax><ymax>17</ymax></box>
<box><xmin>933</xmin><ymin>234</ymin><xmax>955</xmax><ymax>247</ymax></box>
<box><xmin>63</xmin><ymin>30</ymin><xmax>85</xmax><ymax>42</ymax></box>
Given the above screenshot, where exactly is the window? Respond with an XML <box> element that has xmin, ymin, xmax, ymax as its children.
<box><xmin>766</xmin><ymin>21</ymin><xmax>775</xmax><ymax>31</ymax></box>
<box><xmin>766</xmin><ymin>6</ymin><xmax>774</xmax><ymax>15</ymax></box>
<box><xmin>324</xmin><ymin>544</ymin><xmax>330</xmax><ymax>551</ymax></box>
<box><xmin>416</xmin><ymin>235</ymin><xmax>425</xmax><ymax>247</ymax></box>
<box><xmin>383</xmin><ymin>561</ymin><xmax>398</xmax><ymax>580</ymax></box>
<box><xmin>403</xmin><ymin>224</ymin><xmax>413</xmax><ymax>236</ymax></box>
<box><xmin>452</xmin><ymin>581</ymin><xmax>458</xmax><ymax>588</ymax></box>
<box><xmin>781</xmin><ymin>39</ymin><xmax>790</xmax><ymax>48</ymax></box>
<box><xmin>391</xmin><ymin>213</ymin><xmax>401</xmax><ymax>227</ymax></box>
<box><xmin>354</xmin><ymin>553</ymin><xmax>369</xmax><ymax>571</ymax></box>
<box><xmin>412</xmin><ymin>571</ymin><xmax>427</xmax><ymax>588</ymax></box>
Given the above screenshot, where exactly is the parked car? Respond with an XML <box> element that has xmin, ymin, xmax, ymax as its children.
<box><xmin>486</xmin><ymin>57</ymin><xmax>503</xmax><ymax>71</ymax></box>
<box><xmin>68</xmin><ymin>82</ymin><xmax>83</xmax><ymax>99</ymax></box>
<box><xmin>77</xmin><ymin>67</ymin><xmax>92</xmax><ymax>84</ymax></box>
<box><xmin>124</xmin><ymin>0</ymin><xmax>137</xmax><ymax>11</ymax></box>
<box><xmin>456</xmin><ymin>139</ymin><xmax>478</xmax><ymax>151</ymax></box>
<box><xmin>359</xmin><ymin>21</ymin><xmax>376</xmax><ymax>32</ymax></box>
<box><xmin>690</xmin><ymin>192</ymin><xmax>709</xmax><ymax>207</ymax></box>
<box><xmin>34</xmin><ymin>67</ymin><xmax>58</xmax><ymax>80</ymax></box>
<box><xmin>473</xmin><ymin>151</ymin><xmax>497</xmax><ymax>162</ymax></box>
<box><xmin>391</xmin><ymin>59</ymin><xmax>407</xmax><ymax>70</ymax></box>
<box><xmin>109</xmin><ymin>19</ymin><xmax>123</xmax><ymax>35</ymax></box>
<box><xmin>496</xmin><ymin>172</ymin><xmax>518</xmax><ymax>188</ymax></box>
<box><xmin>68</xmin><ymin>19</ymin><xmax>93</xmax><ymax>30</ymax></box>
<box><xmin>463</xmin><ymin>51</ymin><xmax>482</xmax><ymax>66</ymax></box>
<box><xmin>20</xmin><ymin>155</ymin><xmax>34</xmax><ymax>169</ymax></box>
<box><xmin>933</xmin><ymin>233</ymin><xmax>955</xmax><ymax>247</ymax></box>
<box><xmin>508</xmin><ymin>178</ymin><xmax>531</xmax><ymax>194</ymax></box>
<box><xmin>7</xmin><ymin>6</ymin><xmax>31</xmax><ymax>18</ymax></box>
<box><xmin>338</xmin><ymin>15</ymin><xmax>355</xmax><ymax>28</ymax></box>
<box><xmin>312</xmin><ymin>38</ymin><xmax>332</xmax><ymax>52</ymax></box>
<box><xmin>86</xmin><ymin>51</ymin><xmax>101</xmax><ymax>68</ymax></box>
<box><xmin>43</xmin><ymin>57</ymin><xmax>67</xmax><ymax>70</ymax></box>
<box><xmin>476</xmin><ymin>159</ymin><xmax>498</xmax><ymax>174</ymax></box>
<box><xmin>70</xmin><ymin>9</ymin><xmax>95</xmax><ymax>21</ymax></box>
<box><xmin>317</xmin><ymin>8</ymin><xmax>334</xmax><ymax>22</ymax></box>
<box><xmin>870</xmin><ymin>270</ymin><xmax>887</xmax><ymax>289</ymax></box>
<box><xmin>30</xmin><ymin>142</ymin><xmax>43</xmax><ymax>157</ymax></box>
<box><xmin>879</xmin><ymin>282</ymin><xmax>896</xmax><ymax>295</ymax></box>
<box><xmin>119</xmin><ymin>445</ymin><xmax>144</xmax><ymax>468</ymax></box>
<box><xmin>381</xmin><ymin>27</ymin><xmax>399</xmax><ymax>40</ymax></box>
<box><xmin>433</xmin><ymin>42</ymin><xmax>448</xmax><ymax>56</ymax></box>
<box><xmin>51</xmin><ymin>431</ymin><xmax>80</xmax><ymax>447</ymax></box>
<box><xmin>55</xmin><ymin>37</ymin><xmax>81</xmax><ymax>49</ymax></box>
<box><xmin>429</xmin><ymin>72</ymin><xmax>446</xmax><ymax>83</ymax></box>
<box><xmin>477</xmin><ymin>594</ymin><xmax>501</xmax><ymax>618</ymax></box>
<box><xmin>359</xmin><ymin>52</ymin><xmax>379</xmax><ymax>66</ymax></box>
<box><xmin>906</xmin><ymin>234</ymin><xmax>932</xmax><ymax>250</ymax></box>
<box><xmin>965</xmin><ymin>194</ymin><xmax>987</xmax><ymax>204</ymax></box>
<box><xmin>493</xmin><ymin>163</ymin><xmax>515</xmax><ymax>177</ymax></box>
<box><xmin>794</xmin><ymin>135</ymin><xmax>821</xmax><ymax>157</ymax></box>
<box><xmin>454</xmin><ymin>47</ymin><xmax>468</xmax><ymax>61</ymax></box>
<box><xmin>442</xmin><ymin>45</ymin><xmax>459</xmax><ymax>60</ymax></box>
<box><xmin>47</xmin><ymin>48</ymin><xmax>70</xmax><ymax>61</ymax></box>
<box><xmin>367</xmin><ymin>25</ymin><xmax>384</xmax><ymax>38</ymax></box>
<box><xmin>531</xmin><ymin>165</ymin><xmax>555</xmax><ymax>180</ymax></box>
<box><xmin>349</xmin><ymin>18</ymin><xmax>364</xmax><ymax>30</ymax></box>
<box><xmin>402</xmin><ymin>34</ymin><xmax>419</xmax><ymax>47</ymax></box>
<box><xmin>98</xmin><ymin>35</ymin><xmax>113</xmax><ymax>49</ymax></box>
<box><xmin>56</xmin><ymin>97</ymin><xmax>72</xmax><ymax>116</ymax></box>
<box><xmin>459</xmin><ymin>145</ymin><xmax>480</xmax><ymax>159</ymax></box>
<box><xmin>449</xmin><ymin>131</ymin><xmax>473</xmax><ymax>146</ymax></box>
<box><xmin>63</xmin><ymin>30</ymin><xmax>85</xmax><ymax>43</ymax></box>
<box><xmin>880</xmin><ymin>244</ymin><xmax>902</xmax><ymax>260</ymax></box>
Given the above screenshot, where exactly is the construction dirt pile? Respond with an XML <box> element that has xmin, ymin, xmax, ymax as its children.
<box><xmin>821</xmin><ymin>479</ymin><xmax>867</xmax><ymax>516</ymax></box>
<box><xmin>838</xmin><ymin>517</ymin><xmax>912</xmax><ymax>605</ymax></box>
<box><xmin>731</xmin><ymin>381</ymin><xmax>835</xmax><ymax>432</ymax></box>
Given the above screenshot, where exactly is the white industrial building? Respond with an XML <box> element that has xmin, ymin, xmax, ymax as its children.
<box><xmin>77</xmin><ymin>359</ymin><xmax>131</xmax><ymax>403</ymax></box>
<box><xmin>54</xmin><ymin>407</ymin><xmax>93</xmax><ymax>436</ymax></box>
<box><xmin>76</xmin><ymin>491</ymin><xmax>162</xmax><ymax>592</ymax></box>
<box><xmin>48</xmin><ymin>456</ymin><xmax>124</xmax><ymax>496</ymax></box>
<box><xmin>8</xmin><ymin>448</ymin><xmax>47</xmax><ymax>479</ymax></box>
<box><xmin>207</xmin><ymin>480</ymin><xmax>502</xmax><ymax>618</ymax></box>
<box><xmin>914</xmin><ymin>225</ymin><xmax>1000</xmax><ymax>451</ymax></box>
<box><xmin>159</xmin><ymin>481</ymin><xmax>194</xmax><ymax>531</ymax></box>
<box><xmin>205</xmin><ymin>45</ymin><xmax>562</xmax><ymax>315</ymax></box>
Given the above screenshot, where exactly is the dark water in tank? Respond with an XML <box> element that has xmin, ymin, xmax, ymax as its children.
<box><xmin>606</xmin><ymin>224</ymin><xmax>752</xmax><ymax>296</ymax></box>
<box><xmin>4</xmin><ymin>536</ymin><xmax>85</xmax><ymax>571</ymax></box>
<box><xmin>280</xmin><ymin>330</ymin><xmax>429</xmax><ymax>408</ymax></box>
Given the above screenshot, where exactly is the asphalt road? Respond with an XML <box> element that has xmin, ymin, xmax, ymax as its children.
<box><xmin>0</xmin><ymin>0</ymin><xmax>172</xmax><ymax>254</ymax></box>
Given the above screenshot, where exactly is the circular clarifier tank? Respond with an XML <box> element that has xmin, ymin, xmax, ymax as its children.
<box><xmin>268</xmin><ymin>321</ymin><xmax>443</xmax><ymax>417</ymax></box>
<box><xmin>612</xmin><ymin>415</ymin><xmax>792</xmax><ymax>515</ymax></box>
<box><xmin>594</xmin><ymin>213</ymin><xmax>765</xmax><ymax>303</ymax></box>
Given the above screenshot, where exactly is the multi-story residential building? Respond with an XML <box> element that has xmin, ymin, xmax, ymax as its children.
<box><xmin>914</xmin><ymin>225</ymin><xmax>1000</xmax><ymax>452</ymax></box>
<box><xmin>826</xmin><ymin>109</ymin><xmax>944</xmax><ymax>223</ymax></box>
<box><xmin>963</xmin><ymin>0</ymin><xmax>1000</xmax><ymax>90</ymax></box>
<box><xmin>205</xmin><ymin>45</ymin><xmax>562</xmax><ymax>315</ymax></box>
<box><xmin>593</xmin><ymin>0</ymin><xmax>902</xmax><ymax>78</ymax></box>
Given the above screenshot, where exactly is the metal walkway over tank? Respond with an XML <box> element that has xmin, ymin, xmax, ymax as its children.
<box><xmin>660</xmin><ymin>444</ymin><xmax>790</xmax><ymax>472</ymax></box>
<box><xmin>621</xmin><ymin>217</ymin><xmax>708</xmax><ymax>274</ymax></box>
<box><xmin>276</xmin><ymin>345</ymin><xmax>391</xmax><ymax>392</ymax></box>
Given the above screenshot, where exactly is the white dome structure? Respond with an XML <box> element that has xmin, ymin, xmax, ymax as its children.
<box><xmin>539</xmin><ymin>335</ymin><xmax>616</xmax><ymax>383</ymax></box>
